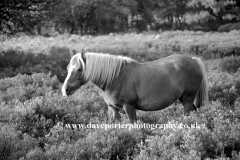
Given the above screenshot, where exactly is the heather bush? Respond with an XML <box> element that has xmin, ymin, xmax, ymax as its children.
<box><xmin>0</xmin><ymin>47</ymin><xmax>70</xmax><ymax>82</ymax></box>
<box><xmin>44</xmin><ymin>128</ymin><xmax>146</xmax><ymax>160</ymax></box>
<box><xmin>25</xmin><ymin>147</ymin><xmax>47</xmax><ymax>160</ymax></box>
<box><xmin>218</xmin><ymin>23</ymin><xmax>233</xmax><ymax>32</ymax></box>
<box><xmin>0</xmin><ymin>125</ymin><xmax>18</xmax><ymax>160</ymax></box>
<box><xmin>135</xmin><ymin>101</ymin><xmax>240</xmax><ymax>159</ymax></box>
<box><xmin>218</xmin><ymin>23</ymin><xmax>240</xmax><ymax>32</ymax></box>
<box><xmin>220</xmin><ymin>56</ymin><xmax>240</xmax><ymax>73</ymax></box>
<box><xmin>1</xmin><ymin>32</ymin><xmax>240</xmax><ymax>159</ymax></box>
<box><xmin>207</xmin><ymin>65</ymin><xmax>240</xmax><ymax>106</ymax></box>
<box><xmin>229</xmin><ymin>23</ymin><xmax>240</xmax><ymax>31</ymax></box>
<box><xmin>2</xmin><ymin>31</ymin><xmax>240</xmax><ymax>62</ymax></box>
<box><xmin>0</xmin><ymin>124</ymin><xmax>40</xmax><ymax>160</ymax></box>
<box><xmin>0</xmin><ymin>73</ymin><xmax>60</xmax><ymax>103</ymax></box>
<box><xmin>1</xmin><ymin>81</ymin><xmax>240</xmax><ymax>159</ymax></box>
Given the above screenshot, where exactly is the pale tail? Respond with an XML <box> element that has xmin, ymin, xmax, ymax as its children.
<box><xmin>192</xmin><ymin>57</ymin><xmax>209</xmax><ymax>108</ymax></box>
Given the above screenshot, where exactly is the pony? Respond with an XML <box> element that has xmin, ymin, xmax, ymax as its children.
<box><xmin>62</xmin><ymin>51</ymin><xmax>208</xmax><ymax>123</ymax></box>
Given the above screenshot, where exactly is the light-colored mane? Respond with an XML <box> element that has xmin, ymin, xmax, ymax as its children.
<box><xmin>84</xmin><ymin>52</ymin><xmax>137</xmax><ymax>88</ymax></box>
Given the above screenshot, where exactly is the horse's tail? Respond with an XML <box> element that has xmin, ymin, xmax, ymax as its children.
<box><xmin>192</xmin><ymin>57</ymin><xmax>209</xmax><ymax>108</ymax></box>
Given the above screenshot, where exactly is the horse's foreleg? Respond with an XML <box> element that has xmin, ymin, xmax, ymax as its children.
<box><xmin>108</xmin><ymin>106</ymin><xmax>121</xmax><ymax>123</ymax></box>
<box><xmin>123</xmin><ymin>104</ymin><xmax>137</xmax><ymax>124</ymax></box>
<box><xmin>108</xmin><ymin>106</ymin><xmax>114</xmax><ymax>123</ymax></box>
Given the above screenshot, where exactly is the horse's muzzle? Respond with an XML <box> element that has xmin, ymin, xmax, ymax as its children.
<box><xmin>65</xmin><ymin>88</ymin><xmax>74</xmax><ymax>96</ymax></box>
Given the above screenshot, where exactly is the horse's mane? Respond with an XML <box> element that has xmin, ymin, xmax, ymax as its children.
<box><xmin>84</xmin><ymin>52</ymin><xmax>137</xmax><ymax>88</ymax></box>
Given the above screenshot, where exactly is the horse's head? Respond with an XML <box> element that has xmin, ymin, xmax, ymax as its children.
<box><xmin>62</xmin><ymin>50</ymin><xmax>86</xmax><ymax>96</ymax></box>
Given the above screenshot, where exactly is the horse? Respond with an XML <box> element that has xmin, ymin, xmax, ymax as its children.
<box><xmin>62</xmin><ymin>51</ymin><xmax>208</xmax><ymax>123</ymax></box>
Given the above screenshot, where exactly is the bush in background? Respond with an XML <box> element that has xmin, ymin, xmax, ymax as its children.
<box><xmin>218</xmin><ymin>23</ymin><xmax>240</xmax><ymax>32</ymax></box>
<box><xmin>0</xmin><ymin>73</ymin><xmax>60</xmax><ymax>103</ymax></box>
<box><xmin>220</xmin><ymin>56</ymin><xmax>240</xmax><ymax>73</ymax></box>
<box><xmin>1</xmin><ymin>31</ymin><xmax>240</xmax><ymax>62</ymax></box>
<box><xmin>0</xmin><ymin>46</ymin><xmax>71</xmax><ymax>82</ymax></box>
<box><xmin>208</xmin><ymin>68</ymin><xmax>240</xmax><ymax>106</ymax></box>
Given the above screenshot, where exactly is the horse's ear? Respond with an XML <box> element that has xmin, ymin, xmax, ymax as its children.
<box><xmin>69</xmin><ymin>49</ymin><xmax>77</xmax><ymax>57</ymax></box>
<box><xmin>81</xmin><ymin>49</ymin><xmax>86</xmax><ymax>61</ymax></box>
<box><xmin>69</xmin><ymin>50</ymin><xmax>74</xmax><ymax>57</ymax></box>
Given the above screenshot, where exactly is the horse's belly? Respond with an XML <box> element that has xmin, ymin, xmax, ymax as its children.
<box><xmin>136</xmin><ymin>100</ymin><xmax>170</xmax><ymax>111</ymax></box>
<box><xmin>135</xmin><ymin>86</ymin><xmax>181</xmax><ymax>111</ymax></box>
<box><xmin>134</xmin><ymin>73</ymin><xmax>182</xmax><ymax>111</ymax></box>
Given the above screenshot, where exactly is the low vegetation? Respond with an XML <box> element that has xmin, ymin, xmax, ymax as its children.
<box><xmin>1</xmin><ymin>31</ymin><xmax>240</xmax><ymax>159</ymax></box>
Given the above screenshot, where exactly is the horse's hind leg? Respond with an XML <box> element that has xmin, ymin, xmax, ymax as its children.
<box><xmin>123</xmin><ymin>104</ymin><xmax>137</xmax><ymax>124</ymax></box>
<box><xmin>179</xmin><ymin>93</ymin><xmax>197</xmax><ymax>115</ymax></box>
<box><xmin>182</xmin><ymin>103</ymin><xmax>196</xmax><ymax>115</ymax></box>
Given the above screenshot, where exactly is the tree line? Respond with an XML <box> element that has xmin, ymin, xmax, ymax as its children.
<box><xmin>1</xmin><ymin>0</ymin><xmax>240</xmax><ymax>35</ymax></box>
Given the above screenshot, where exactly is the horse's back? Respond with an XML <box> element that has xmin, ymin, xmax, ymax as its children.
<box><xmin>139</xmin><ymin>54</ymin><xmax>202</xmax><ymax>81</ymax></box>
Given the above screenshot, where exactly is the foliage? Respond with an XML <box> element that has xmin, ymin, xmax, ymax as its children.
<box><xmin>155</xmin><ymin>0</ymin><xmax>190</xmax><ymax>30</ymax></box>
<box><xmin>52</xmin><ymin>0</ymin><xmax>146</xmax><ymax>34</ymax></box>
<box><xmin>2</xmin><ymin>0</ymin><xmax>240</xmax><ymax>35</ymax></box>
<box><xmin>187</xmin><ymin>0</ymin><xmax>240</xmax><ymax>30</ymax></box>
<box><xmin>0</xmin><ymin>73</ymin><xmax>60</xmax><ymax>104</ymax></box>
<box><xmin>218</xmin><ymin>23</ymin><xmax>240</xmax><ymax>32</ymax></box>
<box><xmin>1</xmin><ymin>78</ymin><xmax>240</xmax><ymax>159</ymax></box>
<box><xmin>0</xmin><ymin>0</ymin><xmax>62</xmax><ymax>34</ymax></box>
<box><xmin>50</xmin><ymin>0</ymin><xmax>240</xmax><ymax>33</ymax></box>
<box><xmin>0</xmin><ymin>60</ymin><xmax>240</xmax><ymax>159</ymax></box>
<box><xmin>1</xmin><ymin>31</ymin><xmax>240</xmax><ymax>63</ymax></box>
<box><xmin>1</xmin><ymin>32</ymin><xmax>240</xmax><ymax>159</ymax></box>
<box><xmin>0</xmin><ymin>46</ymin><xmax>71</xmax><ymax>82</ymax></box>
<box><xmin>207</xmin><ymin>61</ymin><xmax>240</xmax><ymax>106</ymax></box>
<box><xmin>220</xmin><ymin>56</ymin><xmax>240</xmax><ymax>73</ymax></box>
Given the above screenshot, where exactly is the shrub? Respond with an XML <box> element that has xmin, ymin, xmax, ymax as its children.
<box><xmin>25</xmin><ymin>147</ymin><xmax>46</xmax><ymax>160</ymax></box>
<box><xmin>0</xmin><ymin>125</ymin><xmax>17</xmax><ymax>160</ymax></box>
<box><xmin>220</xmin><ymin>56</ymin><xmax>240</xmax><ymax>73</ymax></box>
<box><xmin>0</xmin><ymin>124</ymin><xmax>40</xmax><ymax>160</ymax></box>
<box><xmin>2</xmin><ymin>31</ymin><xmax>240</xmax><ymax>62</ymax></box>
<box><xmin>218</xmin><ymin>23</ymin><xmax>233</xmax><ymax>32</ymax></box>
<box><xmin>218</xmin><ymin>23</ymin><xmax>240</xmax><ymax>32</ymax></box>
<box><xmin>230</xmin><ymin>23</ymin><xmax>240</xmax><ymax>31</ymax></box>
<box><xmin>0</xmin><ymin>47</ymin><xmax>70</xmax><ymax>82</ymax></box>
<box><xmin>0</xmin><ymin>73</ymin><xmax>60</xmax><ymax>103</ymax></box>
<box><xmin>208</xmin><ymin>68</ymin><xmax>240</xmax><ymax>106</ymax></box>
<box><xmin>1</xmin><ymin>81</ymin><xmax>240</xmax><ymax>159</ymax></box>
<box><xmin>45</xmin><ymin>128</ymin><xmax>146</xmax><ymax>160</ymax></box>
<box><xmin>135</xmin><ymin>101</ymin><xmax>240</xmax><ymax>159</ymax></box>
<box><xmin>2</xmin><ymin>33</ymin><xmax>240</xmax><ymax>159</ymax></box>
<box><xmin>47</xmin><ymin>46</ymin><xmax>71</xmax><ymax>82</ymax></box>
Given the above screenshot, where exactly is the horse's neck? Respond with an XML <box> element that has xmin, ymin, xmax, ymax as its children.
<box><xmin>92</xmin><ymin>62</ymin><xmax>135</xmax><ymax>91</ymax></box>
<box><xmin>84</xmin><ymin>63</ymin><xmax>118</xmax><ymax>90</ymax></box>
<box><xmin>84</xmin><ymin>54</ymin><xmax>137</xmax><ymax>90</ymax></box>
